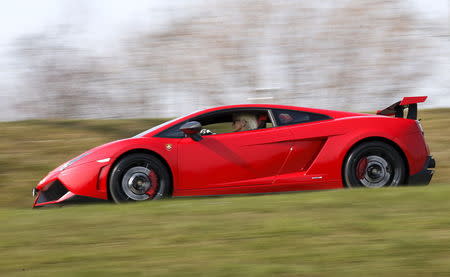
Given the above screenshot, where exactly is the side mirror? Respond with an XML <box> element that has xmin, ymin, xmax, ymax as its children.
<box><xmin>180</xmin><ymin>121</ymin><xmax>203</xmax><ymax>141</ymax></box>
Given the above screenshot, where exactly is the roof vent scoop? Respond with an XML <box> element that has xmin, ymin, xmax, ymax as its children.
<box><xmin>376</xmin><ymin>96</ymin><xmax>427</xmax><ymax>120</ymax></box>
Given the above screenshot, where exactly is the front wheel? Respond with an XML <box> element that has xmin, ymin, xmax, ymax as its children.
<box><xmin>109</xmin><ymin>153</ymin><xmax>171</xmax><ymax>203</ymax></box>
<box><xmin>344</xmin><ymin>141</ymin><xmax>405</xmax><ymax>188</ymax></box>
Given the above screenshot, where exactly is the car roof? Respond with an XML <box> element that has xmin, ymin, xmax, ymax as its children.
<box><xmin>200</xmin><ymin>104</ymin><xmax>366</xmax><ymax>118</ymax></box>
<box><xmin>140</xmin><ymin>104</ymin><xmax>369</xmax><ymax>137</ymax></box>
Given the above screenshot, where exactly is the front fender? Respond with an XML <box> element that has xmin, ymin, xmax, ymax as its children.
<box><xmin>33</xmin><ymin>137</ymin><xmax>179</xmax><ymax>207</ymax></box>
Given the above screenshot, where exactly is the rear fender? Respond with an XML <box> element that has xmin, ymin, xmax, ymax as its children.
<box><xmin>301</xmin><ymin>117</ymin><xmax>416</xmax><ymax>182</ymax></box>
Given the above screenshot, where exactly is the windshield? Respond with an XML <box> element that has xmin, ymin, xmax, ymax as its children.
<box><xmin>133</xmin><ymin>109</ymin><xmax>202</xmax><ymax>138</ymax></box>
<box><xmin>133</xmin><ymin>118</ymin><xmax>181</xmax><ymax>138</ymax></box>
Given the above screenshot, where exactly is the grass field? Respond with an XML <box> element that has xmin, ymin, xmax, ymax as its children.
<box><xmin>0</xmin><ymin>109</ymin><xmax>449</xmax><ymax>276</ymax></box>
<box><xmin>1</xmin><ymin>187</ymin><xmax>449</xmax><ymax>276</ymax></box>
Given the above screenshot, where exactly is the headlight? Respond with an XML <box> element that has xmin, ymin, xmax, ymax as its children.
<box><xmin>60</xmin><ymin>152</ymin><xmax>91</xmax><ymax>171</ymax></box>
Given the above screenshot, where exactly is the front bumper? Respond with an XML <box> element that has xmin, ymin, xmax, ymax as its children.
<box><xmin>33</xmin><ymin>179</ymin><xmax>108</xmax><ymax>208</ymax></box>
<box><xmin>408</xmin><ymin>156</ymin><xmax>436</xmax><ymax>185</ymax></box>
<box><xmin>33</xmin><ymin>160</ymin><xmax>112</xmax><ymax>208</ymax></box>
<box><xmin>33</xmin><ymin>180</ymin><xmax>75</xmax><ymax>207</ymax></box>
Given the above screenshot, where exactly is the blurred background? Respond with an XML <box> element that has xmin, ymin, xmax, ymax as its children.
<box><xmin>0</xmin><ymin>0</ymin><xmax>448</xmax><ymax>121</ymax></box>
<box><xmin>1</xmin><ymin>2</ymin><xmax>449</xmax><ymax>276</ymax></box>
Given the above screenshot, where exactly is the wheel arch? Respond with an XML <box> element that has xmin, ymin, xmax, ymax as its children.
<box><xmin>107</xmin><ymin>148</ymin><xmax>174</xmax><ymax>199</ymax></box>
<box><xmin>341</xmin><ymin>136</ymin><xmax>409</xmax><ymax>187</ymax></box>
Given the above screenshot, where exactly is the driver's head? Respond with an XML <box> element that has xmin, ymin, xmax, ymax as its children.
<box><xmin>232</xmin><ymin>113</ymin><xmax>258</xmax><ymax>132</ymax></box>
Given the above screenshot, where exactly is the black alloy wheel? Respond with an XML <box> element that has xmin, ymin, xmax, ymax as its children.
<box><xmin>109</xmin><ymin>153</ymin><xmax>170</xmax><ymax>203</ymax></box>
<box><xmin>344</xmin><ymin>141</ymin><xmax>405</xmax><ymax>188</ymax></box>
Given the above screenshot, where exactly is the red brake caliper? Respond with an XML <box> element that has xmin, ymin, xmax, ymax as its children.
<box><xmin>356</xmin><ymin>157</ymin><xmax>368</xmax><ymax>180</ymax></box>
<box><xmin>145</xmin><ymin>170</ymin><xmax>159</xmax><ymax>198</ymax></box>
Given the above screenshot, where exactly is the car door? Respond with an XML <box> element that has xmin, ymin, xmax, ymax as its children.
<box><xmin>177</xmin><ymin>126</ymin><xmax>293</xmax><ymax>190</ymax></box>
<box><xmin>269</xmin><ymin>108</ymin><xmax>334</xmax><ymax>186</ymax></box>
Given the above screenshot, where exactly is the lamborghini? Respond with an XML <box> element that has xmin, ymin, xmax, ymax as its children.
<box><xmin>33</xmin><ymin>96</ymin><xmax>435</xmax><ymax>207</ymax></box>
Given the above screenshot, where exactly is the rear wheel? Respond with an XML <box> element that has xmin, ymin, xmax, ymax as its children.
<box><xmin>109</xmin><ymin>153</ymin><xmax>171</xmax><ymax>203</ymax></box>
<box><xmin>344</xmin><ymin>141</ymin><xmax>405</xmax><ymax>188</ymax></box>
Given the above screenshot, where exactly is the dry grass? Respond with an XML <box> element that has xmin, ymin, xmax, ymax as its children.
<box><xmin>420</xmin><ymin>109</ymin><xmax>450</xmax><ymax>183</ymax></box>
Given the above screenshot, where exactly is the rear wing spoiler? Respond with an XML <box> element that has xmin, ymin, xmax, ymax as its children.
<box><xmin>376</xmin><ymin>96</ymin><xmax>427</xmax><ymax>120</ymax></box>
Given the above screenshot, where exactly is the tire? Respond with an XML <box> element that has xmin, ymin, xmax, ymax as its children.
<box><xmin>343</xmin><ymin>141</ymin><xmax>405</xmax><ymax>188</ymax></box>
<box><xmin>109</xmin><ymin>153</ymin><xmax>171</xmax><ymax>203</ymax></box>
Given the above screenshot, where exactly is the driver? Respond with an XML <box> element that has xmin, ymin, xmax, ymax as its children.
<box><xmin>232</xmin><ymin>113</ymin><xmax>258</xmax><ymax>132</ymax></box>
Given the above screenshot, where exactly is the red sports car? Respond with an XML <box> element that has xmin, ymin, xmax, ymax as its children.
<box><xmin>33</xmin><ymin>96</ymin><xmax>435</xmax><ymax>207</ymax></box>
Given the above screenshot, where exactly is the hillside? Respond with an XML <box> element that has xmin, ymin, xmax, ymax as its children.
<box><xmin>0</xmin><ymin>109</ymin><xmax>448</xmax><ymax>208</ymax></box>
<box><xmin>0</xmin><ymin>109</ymin><xmax>449</xmax><ymax>276</ymax></box>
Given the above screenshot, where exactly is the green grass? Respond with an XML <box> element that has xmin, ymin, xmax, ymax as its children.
<box><xmin>0</xmin><ymin>187</ymin><xmax>449</xmax><ymax>276</ymax></box>
<box><xmin>0</xmin><ymin>109</ymin><xmax>449</xmax><ymax>276</ymax></box>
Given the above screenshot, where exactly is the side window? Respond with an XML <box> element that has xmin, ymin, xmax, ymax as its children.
<box><xmin>198</xmin><ymin>110</ymin><xmax>273</xmax><ymax>135</ymax></box>
<box><xmin>155</xmin><ymin>109</ymin><xmax>274</xmax><ymax>138</ymax></box>
<box><xmin>202</xmin><ymin>121</ymin><xmax>234</xmax><ymax>134</ymax></box>
<box><xmin>272</xmin><ymin>109</ymin><xmax>331</xmax><ymax>126</ymax></box>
